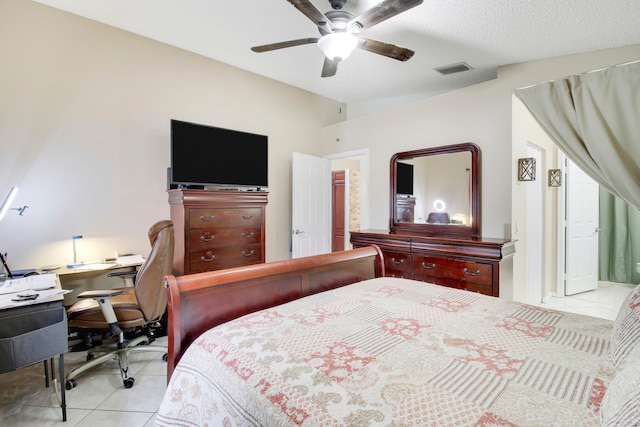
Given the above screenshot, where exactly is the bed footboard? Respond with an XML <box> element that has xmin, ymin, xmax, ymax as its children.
<box><xmin>163</xmin><ymin>245</ymin><xmax>384</xmax><ymax>381</ymax></box>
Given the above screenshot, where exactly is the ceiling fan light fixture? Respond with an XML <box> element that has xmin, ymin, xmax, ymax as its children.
<box><xmin>318</xmin><ymin>32</ymin><xmax>358</xmax><ymax>61</ymax></box>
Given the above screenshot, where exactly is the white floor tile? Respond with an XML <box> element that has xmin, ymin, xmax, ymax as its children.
<box><xmin>0</xmin><ymin>404</ymin><xmax>90</xmax><ymax>425</ymax></box>
<box><xmin>97</xmin><ymin>374</ymin><xmax>166</xmax><ymax>413</ymax></box>
<box><xmin>538</xmin><ymin>281</ymin><xmax>634</xmax><ymax>320</ymax></box>
<box><xmin>75</xmin><ymin>409</ymin><xmax>154</xmax><ymax>427</ymax></box>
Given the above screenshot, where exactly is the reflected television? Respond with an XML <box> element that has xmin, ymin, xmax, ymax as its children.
<box><xmin>396</xmin><ymin>162</ymin><xmax>414</xmax><ymax>195</ymax></box>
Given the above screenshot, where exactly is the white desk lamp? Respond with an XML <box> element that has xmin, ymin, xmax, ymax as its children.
<box><xmin>67</xmin><ymin>235</ymin><xmax>84</xmax><ymax>268</ymax></box>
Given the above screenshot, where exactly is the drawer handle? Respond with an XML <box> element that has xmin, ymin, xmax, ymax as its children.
<box><xmin>200</xmin><ymin>234</ymin><xmax>215</xmax><ymax>242</ymax></box>
<box><xmin>391</xmin><ymin>258</ymin><xmax>404</xmax><ymax>265</ymax></box>
<box><xmin>242</xmin><ymin>215</ymin><xmax>254</xmax><ymax>220</ymax></box>
<box><xmin>463</xmin><ymin>268</ymin><xmax>481</xmax><ymax>276</ymax></box>
<box><xmin>241</xmin><ymin>231</ymin><xmax>255</xmax><ymax>238</ymax></box>
<box><xmin>420</xmin><ymin>262</ymin><xmax>436</xmax><ymax>270</ymax></box>
<box><xmin>242</xmin><ymin>249</ymin><xmax>255</xmax><ymax>257</ymax></box>
<box><xmin>200</xmin><ymin>254</ymin><xmax>216</xmax><ymax>262</ymax></box>
<box><xmin>199</xmin><ymin>215</ymin><xmax>216</xmax><ymax>222</ymax></box>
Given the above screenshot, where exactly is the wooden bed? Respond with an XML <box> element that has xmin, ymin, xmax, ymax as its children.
<box><xmin>163</xmin><ymin>245</ymin><xmax>384</xmax><ymax>380</ymax></box>
<box><xmin>159</xmin><ymin>245</ymin><xmax>640</xmax><ymax>426</ymax></box>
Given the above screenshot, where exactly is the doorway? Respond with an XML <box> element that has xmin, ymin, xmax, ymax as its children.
<box><xmin>332</xmin><ymin>170</ymin><xmax>345</xmax><ymax>251</ymax></box>
<box><xmin>328</xmin><ymin>149</ymin><xmax>369</xmax><ymax>251</ymax></box>
<box><xmin>291</xmin><ymin>149</ymin><xmax>369</xmax><ymax>258</ymax></box>
<box><xmin>514</xmin><ymin>96</ymin><xmax>600</xmax><ymax>302</ymax></box>
<box><xmin>564</xmin><ymin>156</ymin><xmax>600</xmax><ymax>295</ymax></box>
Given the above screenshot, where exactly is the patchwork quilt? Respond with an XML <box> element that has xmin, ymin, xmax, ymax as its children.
<box><xmin>156</xmin><ymin>277</ymin><xmax>616</xmax><ymax>426</ymax></box>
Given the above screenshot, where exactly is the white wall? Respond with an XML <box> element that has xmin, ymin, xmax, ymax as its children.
<box><xmin>320</xmin><ymin>44</ymin><xmax>640</xmax><ymax>300</ymax></box>
<box><xmin>321</xmin><ymin>72</ymin><xmax>515</xmax><ymax>239</ymax></box>
<box><xmin>0</xmin><ymin>0</ymin><xmax>343</xmax><ymax>269</ymax></box>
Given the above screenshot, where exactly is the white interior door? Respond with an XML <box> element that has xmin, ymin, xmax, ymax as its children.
<box><xmin>525</xmin><ymin>144</ymin><xmax>543</xmax><ymax>304</ymax></box>
<box><xmin>565</xmin><ymin>159</ymin><xmax>599</xmax><ymax>295</ymax></box>
<box><xmin>292</xmin><ymin>152</ymin><xmax>331</xmax><ymax>258</ymax></box>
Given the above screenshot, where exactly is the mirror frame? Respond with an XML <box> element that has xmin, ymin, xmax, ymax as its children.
<box><xmin>390</xmin><ymin>142</ymin><xmax>480</xmax><ymax>238</ymax></box>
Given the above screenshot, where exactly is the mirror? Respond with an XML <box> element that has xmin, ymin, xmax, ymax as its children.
<box><xmin>390</xmin><ymin>143</ymin><xmax>480</xmax><ymax>237</ymax></box>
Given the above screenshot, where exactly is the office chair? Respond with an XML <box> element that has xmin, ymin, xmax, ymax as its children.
<box><xmin>65</xmin><ymin>220</ymin><xmax>174</xmax><ymax>389</ymax></box>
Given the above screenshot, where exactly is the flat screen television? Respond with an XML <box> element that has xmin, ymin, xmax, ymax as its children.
<box><xmin>396</xmin><ymin>162</ymin><xmax>414</xmax><ymax>195</ymax></box>
<box><xmin>170</xmin><ymin>119</ymin><xmax>268</xmax><ymax>189</ymax></box>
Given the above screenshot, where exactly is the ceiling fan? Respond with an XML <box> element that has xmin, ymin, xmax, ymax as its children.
<box><xmin>251</xmin><ymin>0</ymin><xmax>424</xmax><ymax>77</ymax></box>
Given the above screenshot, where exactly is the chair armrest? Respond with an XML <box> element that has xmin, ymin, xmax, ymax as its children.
<box><xmin>107</xmin><ymin>271</ymin><xmax>136</xmax><ymax>278</ymax></box>
<box><xmin>76</xmin><ymin>289</ymin><xmax>124</xmax><ymax>335</ymax></box>
<box><xmin>107</xmin><ymin>270</ymin><xmax>137</xmax><ymax>288</ymax></box>
<box><xmin>77</xmin><ymin>289</ymin><xmax>124</xmax><ymax>299</ymax></box>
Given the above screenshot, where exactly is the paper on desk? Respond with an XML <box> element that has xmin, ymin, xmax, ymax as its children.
<box><xmin>0</xmin><ymin>273</ymin><xmax>58</xmax><ymax>295</ymax></box>
<box><xmin>0</xmin><ymin>288</ymin><xmax>70</xmax><ymax>309</ymax></box>
<box><xmin>73</xmin><ymin>263</ymin><xmax>115</xmax><ymax>271</ymax></box>
<box><xmin>116</xmin><ymin>254</ymin><xmax>145</xmax><ymax>266</ymax></box>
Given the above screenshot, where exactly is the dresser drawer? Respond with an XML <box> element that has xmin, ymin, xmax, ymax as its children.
<box><xmin>382</xmin><ymin>251</ymin><xmax>412</xmax><ymax>278</ymax></box>
<box><xmin>412</xmin><ymin>256</ymin><xmax>492</xmax><ymax>286</ymax></box>
<box><xmin>188</xmin><ymin>208</ymin><xmax>262</xmax><ymax>229</ymax></box>
<box><xmin>189</xmin><ymin>245</ymin><xmax>263</xmax><ymax>273</ymax></box>
<box><xmin>189</xmin><ymin>228</ymin><xmax>262</xmax><ymax>250</ymax></box>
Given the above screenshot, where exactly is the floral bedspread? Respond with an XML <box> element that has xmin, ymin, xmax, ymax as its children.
<box><xmin>156</xmin><ymin>277</ymin><xmax>615</xmax><ymax>426</ymax></box>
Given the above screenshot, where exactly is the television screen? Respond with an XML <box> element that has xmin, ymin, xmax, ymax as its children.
<box><xmin>171</xmin><ymin>119</ymin><xmax>268</xmax><ymax>188</ymax></box>
<box><xmin>396</xmin><ymin>162</ymin><xmax>414</xmax><ymax>195</ymax></box>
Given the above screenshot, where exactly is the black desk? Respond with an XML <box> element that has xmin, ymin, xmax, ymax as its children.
<box><xmin>0</xmin><ymin>298</ymin><xmax>67</xmax><ymax>421</ymax></box>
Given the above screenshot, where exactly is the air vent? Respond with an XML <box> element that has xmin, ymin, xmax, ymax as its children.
<box><xmin>434</xmin><ymin>62</ymin><xmax>474</xmax><ymax>75</ymax></box>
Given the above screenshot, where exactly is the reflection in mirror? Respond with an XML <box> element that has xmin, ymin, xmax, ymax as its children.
<box><xmin>390</xmin><ymin>143</ymin><xmax>480</xmax><ymax>238</ymax></box>
<box><xmin>396</xmin><ymin>152</ymin><xmax>472</xmax><ymax>225</ymax></box>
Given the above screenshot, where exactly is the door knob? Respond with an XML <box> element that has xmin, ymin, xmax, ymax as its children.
<box><xmin>293</xmin><ymin>229</ymin><xmax>305</xmax><ymax>235</ymax></box>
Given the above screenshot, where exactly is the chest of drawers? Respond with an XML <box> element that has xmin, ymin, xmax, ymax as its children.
<box><xmin>169</xmin><ymin>190</ymin><xmax>268</xmax><ymax>275</ymax></box>
<box><xmin>350</xmin><ymin>230</ymin><xmax>515</xmax><ymax>297</ymax></box>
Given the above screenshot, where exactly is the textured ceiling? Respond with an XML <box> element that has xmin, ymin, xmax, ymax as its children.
<box><xmin>34</xmin><ymin>0</ymin><xmax>640</xmax><ymax>114</ymax></box>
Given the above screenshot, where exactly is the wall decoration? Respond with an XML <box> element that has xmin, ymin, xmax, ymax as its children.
<box><xmin>518</xmin><ymin>158</ymin><xmax>536</xmax><ymax>181</ymax></box>
<box><xmin>548</xmin><ymin>169</ymin><xmax>562</xmax><ymax>187</ymax></box>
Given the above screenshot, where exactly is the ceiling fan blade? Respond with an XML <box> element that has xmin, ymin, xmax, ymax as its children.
<box><xmin>251</xmin><ymin>38</ymin><xmax>319</xmax><ymax>53</ymax></box>
<box><xmin>321</xmin><ymin>58</ymin><xmax>339</xmax><ymax>78</ymax></box>
<box><xmin>287</xmin><ymin>0</ymin><xmax>332</xmax><ymax>30</ymax></box>
<box><xmin>358</xmin><ymin>38</ymin><xmax>414</xmax><ymax>61</ymax></box>
<box><xmin>350</xmin><ymin>0</ymin><xmax>423</xmax><ymax>30</ymax></box>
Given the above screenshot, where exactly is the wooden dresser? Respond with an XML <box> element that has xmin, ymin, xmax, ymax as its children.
<box><xmin>395</xmin><ymin>196</ymin><xmax>416</xmax><ymax>223</ymax></box>
<box><xmin>350</xmin><ymin>230</ymin><xmax>515</xmax><ymax>297</ymax></box>
<box><xmin>168</xmin><ymin>189</ymin><xmax>267</xmax><ymax>275</ymax></box>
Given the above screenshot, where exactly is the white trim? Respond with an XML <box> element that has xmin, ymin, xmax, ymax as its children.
<box><xmin>525</xmin><ymin>143</ymin><xmax>543</xmax><ymax>305</ymax></box>
<box><xmin>556</xmin><ymin>151</ymin><xmax>567</xmax><ymax>297</ymax></box>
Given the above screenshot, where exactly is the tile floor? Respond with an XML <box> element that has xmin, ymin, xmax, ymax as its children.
<box><xmin>0</xmin><ymin>281</ymin><xmax>635</xmax><ymax>426</ymax></box>
<box><xmin>538</xmin><ymin>281</ymin><xmax>635</xmax><ymax>321</ymax></box>
<box><xmin>0</xmin><ymin>336</ymin><xmax>168</xmax><ymax>426</ymax></box>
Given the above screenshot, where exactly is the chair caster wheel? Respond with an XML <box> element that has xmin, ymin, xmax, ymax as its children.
<box><xmin>86</xmin><ymin>353</ymin><xmax>95</xmax><ymax>361</ymax></box>
<box><xmin>123</xmin><ymin>378</ymin><xmax>135</xmax><ymax>389</ymax></box>
<box><xmin>162</xmin><ymin>353</ymin><xmax>168</xmax><ymax>362</ymax></box>
<box><xmin>65</xmin><ymin>379</ymin><xmax>77</xmax><ymax>390</ymax></box>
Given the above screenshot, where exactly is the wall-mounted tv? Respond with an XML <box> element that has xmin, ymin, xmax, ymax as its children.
<box><xmin>170</xmin><ymin>119</ymin><xmax>268</xmax><ymax>189</ymax></box>
<box><xmin>396</xmin><ymin>162</ymin><xmax>414</xmax><ymax>195</ymax></box>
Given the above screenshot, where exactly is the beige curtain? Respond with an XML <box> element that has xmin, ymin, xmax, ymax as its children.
<box><xmin>514</xmin><ymin>60</ymin><xmax>640</xmax><ymax>209</ymax></box>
